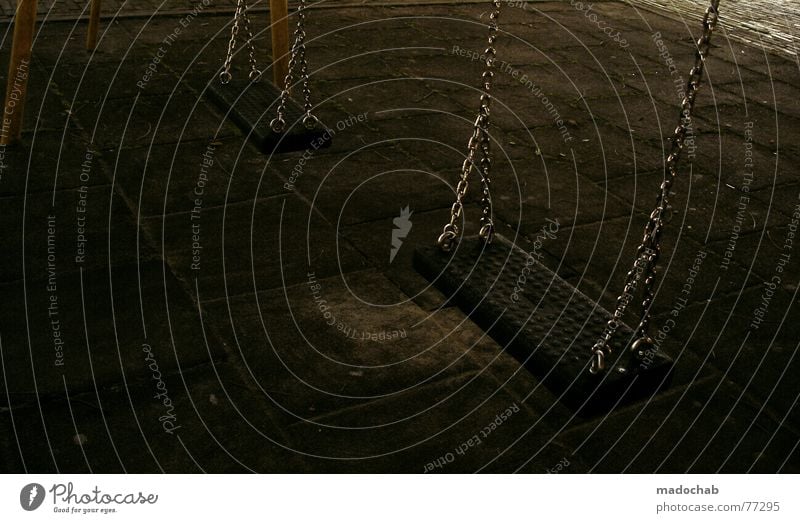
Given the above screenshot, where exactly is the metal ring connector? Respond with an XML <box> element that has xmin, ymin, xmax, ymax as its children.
<box><xmin>270</xmin><ymin>117</ymin><xmax>286</xmax><ymax>133</ymax></box>
<box><xmin>249</xmin><ymin>69</ymin><xmax>263</xmax><ymax>82</ymax></box>
<box><xmin>437</xmin><ymin>229</ymin><xmax>458</xmax><ymax>252</ymax></box>
<box><xmin>219</xmin><ymin>71</ymin><xmax>232</xmax><ymax>85</ymax></box>
<box><xmin>479</xmin><ymin>223</ymin><xmax>494</xmax><ymax>244</ymax></box>
<box><xmin>631</xmin><ymin>336</ymin><xmax>655</xmax><ymax>360</ymax></box>
<box><xmin>302</xmin><ymin>114</ymin><xmax>319</xmax><ymax>130</ymax></box>
<box><xmin>590</xmin><ymin>350</ymin><xmax>606</xmax><ymax>375</ymax></box>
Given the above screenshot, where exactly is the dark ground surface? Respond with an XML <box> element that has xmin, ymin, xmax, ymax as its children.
<box><xmin>1</xmin><ymin>0</ymin><xmax>799</xmax><ymax>473</ymax></box>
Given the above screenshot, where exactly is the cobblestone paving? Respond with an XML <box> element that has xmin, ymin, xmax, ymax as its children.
<box><xmin>4</xmin><ymin>0</ymin><xmax>798</xmax><ymax>60</ymax></box>
<box><xmin>0</xmin><ymin>0</ymin><xmax>798</xmax><ymax>472</ymax></box>
<box><xmin>634</xmin><ymin>0</ymin><xmax>799</xmax><ymax>57</ymax></box>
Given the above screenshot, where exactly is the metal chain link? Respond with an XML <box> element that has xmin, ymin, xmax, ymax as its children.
<box><xmin>297</xmin><ymin>22</ymin><xmax>318</xmax><ymax>128</ymax></box>
<box><xmin>478</xmin><ymin>113</ymin><xmax>494</xmax><ymax>242</ymax></box>
<box><xmin>437</xmin><ymin>0</ymin><xmax>501</xmax><ymax>252</ymax></box>
<box><xmin>241</xmin><ymin>6</ymin><xmax>263</xmax><ymax>81</ymax></box>
<box><xmin>220</xmin><ymin>0</ymin><xmax>262</xmax><ymax>84</ymax></box>
<box><xmin>220</xmin><ymin>0</ymin><xmax>245</xmax><ymax>83</ymax></box>
<box><xmin>271</xmin><ymin>0</ymin><xmax>318</xmax><ymax>133</ymax></box>
<box><xmin>590</xmin><ymin>0</ymin><xmax>721</xmax><ymax>374</ymax></box>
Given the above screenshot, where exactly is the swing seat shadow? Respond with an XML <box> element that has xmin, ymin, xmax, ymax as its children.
<box><xmin>414</xmin><ymin>234</ymin><xmax>674</xmax><ymax>415</ymax></box>
<box><xmin>207</xmin><ymin>77</ymin><xmax>332</xmax><ymax>154</ymax></box>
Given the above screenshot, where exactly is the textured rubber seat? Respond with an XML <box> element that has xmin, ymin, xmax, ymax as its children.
<box><xmin>208</xmin><ymin>78</ymin><xmax>331</xmax><ymax>154</ymax></box>
<box><xmin>413</xmin><ymin>234</ymin><xmax>673</xmax><ymax>412</ymax></box>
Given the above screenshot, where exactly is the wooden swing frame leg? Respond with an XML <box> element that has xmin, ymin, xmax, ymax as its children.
<box><xmin>269</xmin><ymin>0</ymin><xmax>290</xmax><ymax>87</ymax></box>
<box><xmin>86</xmin><ymin>0</ymin><xmax>102</xmax><ymax>50</ymax></box>
<box><xmin>1</xmin><ymin>0</ymin><xmax>37</xmax><ymax>146</ymax></box>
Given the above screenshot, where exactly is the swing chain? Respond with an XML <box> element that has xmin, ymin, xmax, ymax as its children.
<box><xmin>220</xmin><ymin>0</ymin><xmax>262</xmax><ymax>84</ymax></box>
<box><xmin>636</xmin><ymin>0</ymin><xmax>720</xmax><ymax>339</ymax></box>
<box><xmin>437</xmin><ymin>1</ymin><xmax>501</xmax><ymax>252</ymax></box>
<box><xmin>271</xmin><ymin>0</ymin><xmax>318</xmax><ymax>133</ymax></box>
<box><xmin>220</xmin><ymin>0</ymin><xmax>245</xmax><ymax>84</ymax></box>
<box><xmin>590</xmin><ymin>0</ymin><xmax>720</xmax><ymax>374</ymax></box>
<box><xmin>242</xmin><ymin>3</ymin><xmax>262</xmax><ymax>81</ymax></box>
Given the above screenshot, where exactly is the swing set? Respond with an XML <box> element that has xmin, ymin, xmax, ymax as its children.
<box><xmin>207</xmin><ymin>0</ymin><xmax>330</xmax><ymax>153</ymax></box>
<box><xmin>0</xmin><ymin>0</ymin><xmax>723</xmax><ymax>411</ymax></box>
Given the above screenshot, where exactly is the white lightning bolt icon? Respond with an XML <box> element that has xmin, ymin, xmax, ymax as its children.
<box><xmin>390</xmin><ymin>206</ymin><xmax>413</xmax><ymax>263</ymax></box>
<box><xmin>28</xmin><ymin>486</ymin><xmax>37</xmax><ymax>507</ymax></box>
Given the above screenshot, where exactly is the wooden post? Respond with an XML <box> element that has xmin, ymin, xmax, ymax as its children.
<box><xmin>1</xmin><ymin>0</ymin><xmax>37</xmax><ymax>145</ymax></box>
<box><xmin>269</xmin><ymin>0</ymin><xmax>290</xmax><ymax>87</ymax></box>
<box><xmin>86</xmin><ymin>0</ymin><xmax>102</xmax><ymax>50</ymax></box>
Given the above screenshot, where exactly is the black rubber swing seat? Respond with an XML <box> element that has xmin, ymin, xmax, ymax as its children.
<box><xmin>413</xmin><ymin>234</ymin><xmax>674</xmax><ymax>413</ymax></box>
<box><xmin>207</xmin><ymin>77</ymin><xmax>331</xmax><ymax>154</ymax></box>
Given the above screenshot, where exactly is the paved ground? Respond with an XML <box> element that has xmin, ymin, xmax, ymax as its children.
<box><xmin>1</xmin><ymin>0</ymin><xmax>799</xmax><ymax>472</ymax></box>
<box><xmin>634</xmin><ymin>0</ymin><xmax>799</xmax><ymax>58</ymax></box>
<box><xmin>3</xmin><ymin>0</ymin><xmax>798</xmax><ymax>57</ymax></box>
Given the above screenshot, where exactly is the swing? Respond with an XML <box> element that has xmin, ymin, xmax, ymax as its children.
<box><xmin>414</xmin><ymin>0</ymin><xmax>722</xmax><ymax>411</ymax></box>
<box><xmin>207</xmin><ymin>0</ymin><xmax>331</xmax><ymax>153</ymax></box>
